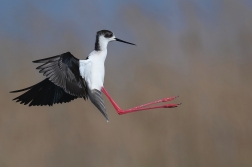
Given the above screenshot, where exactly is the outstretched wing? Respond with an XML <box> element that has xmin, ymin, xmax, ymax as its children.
<box><xmin>10</xmin><ymin>79</ymin><xmax>78</xmax><ymax>106</ymax></box>
<box><xmin>33</xmin><ymin>52</ymin><xmax>88</xmax><ymax>99</ymax></box>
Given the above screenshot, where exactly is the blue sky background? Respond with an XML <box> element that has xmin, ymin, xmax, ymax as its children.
<box><xmin>2</xmin><ymin>0</ymin><xmax>250</xmax><ymax>40</ymax></box>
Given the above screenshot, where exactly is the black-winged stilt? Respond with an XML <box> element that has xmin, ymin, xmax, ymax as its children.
<box><xmin>10</xmin><ymin>30</ymin><xmax>181</xmax><ymax>121</ymax></box>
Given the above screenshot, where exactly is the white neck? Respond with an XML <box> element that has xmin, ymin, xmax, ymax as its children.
<box><xmin>98</xmin><ymin>36</ymin><xmax>109</xmax><ymax>51</ymax></box>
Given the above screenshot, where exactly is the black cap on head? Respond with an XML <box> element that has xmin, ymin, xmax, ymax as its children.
<box><xmin>96</xmin><ymin>30</ymin><xmax>113</xmax><ymax>38</ymax></box>
<box><xmin>95</xmin><ymin>30</ymin><xmax>136</xmax><ymax>51</ymax></box>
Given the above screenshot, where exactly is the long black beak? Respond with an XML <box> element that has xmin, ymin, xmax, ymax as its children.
<box><xmin>115</xmin><ymin>38</ymin><xmax>136</xmax><ymax>46</ymax></box>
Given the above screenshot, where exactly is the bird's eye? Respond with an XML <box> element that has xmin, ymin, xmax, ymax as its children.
<box><xmin>104</xmin><ymin>32</ymin><xmax>113</xmax><ymax>38</ymax></box>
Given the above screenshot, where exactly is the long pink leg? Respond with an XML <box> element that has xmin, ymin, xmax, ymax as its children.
<box><xmin>101</xmin><ymin>87</ymin><xmax>181</xmax><ymax>115</ymax></box>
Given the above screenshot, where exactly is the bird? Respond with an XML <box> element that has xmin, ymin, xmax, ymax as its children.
<box><xmin>10</xmin><ymin>30</ymin><xmax>181</xmax><ymax>121</ymax></box>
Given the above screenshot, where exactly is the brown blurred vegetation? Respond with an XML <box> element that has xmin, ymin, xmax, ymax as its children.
<box><xmin>1</xmin><ymin>1</ymin><xmax>252</xmax><ymax>167</ymax></box>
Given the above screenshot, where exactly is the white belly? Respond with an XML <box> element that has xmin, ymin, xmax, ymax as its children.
<box><xmin>79</xmin><ymin>51</ymin><xmax>107</xmax><ymax>91</ymax></box>
<box><xmin>90</xmin><ymin>61</ymin><xmax>105</xmax><ymax>90</ymax></box>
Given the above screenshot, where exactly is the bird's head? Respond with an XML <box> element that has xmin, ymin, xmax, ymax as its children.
<box><xmin>95</xmin><ymin>30</ymin><xmax>136</xmax><ymax>51</ymax></box>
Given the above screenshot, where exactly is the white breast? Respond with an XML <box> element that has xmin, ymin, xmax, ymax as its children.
<box><xmin>79</xmin><ymin>50</ymin><xmax>107</xmax><ymax>91</ymax></box>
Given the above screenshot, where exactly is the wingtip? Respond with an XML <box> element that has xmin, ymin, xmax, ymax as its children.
<box><xmin>105</xmin><ymin>115</ymin><xmax>109</xmax><ymax>122</ymax></box>
<box><xmin>10</xmin><ymin>90</ymin><xmax>21</xmax><ymax>93</ymax></box>
<box><xmin>32</xmin><ymin>60</ymin><xmax>39</xmax><ymax>63</ymax></box>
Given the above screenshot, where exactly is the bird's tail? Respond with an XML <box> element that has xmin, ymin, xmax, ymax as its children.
<box><xmin>10</xmin><ymin>79</ymin><xmax>77</xmax><ymax>106</ymax></box>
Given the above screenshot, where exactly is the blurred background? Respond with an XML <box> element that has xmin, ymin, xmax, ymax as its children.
<box><xmin>1</xmin><ymin>0</ymin><xmax>252</xmax><ymax>167</ymax></box>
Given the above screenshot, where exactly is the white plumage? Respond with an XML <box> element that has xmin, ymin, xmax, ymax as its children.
<box><xmin>79</xmin><ymin>35</ymin><xmax>112</xmax><ymax>91</ymax></box>
<box><xmin>10</xmin><ymin>30</ymin><xmax>136</xmax><ymax>121</ymax></box>
<box><xmin>11</xmin><ymin>29</ymin><xmax>180</xmax><ymax>122</ymax></box>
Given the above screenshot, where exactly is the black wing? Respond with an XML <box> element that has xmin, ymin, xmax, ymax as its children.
<box><xmin>88</xmin><ymin>89</ymin><xmax>108</xmax><ymax>121</ymax></box>
<box><xmin>10</xmin><ymin>79</ymin><xmax>78</xmax><ymax>106</ymax></box>
<box><xmin>33</xmin><ymin>52</ymin><xmax>88</xmax><ymax>99</ymax></box>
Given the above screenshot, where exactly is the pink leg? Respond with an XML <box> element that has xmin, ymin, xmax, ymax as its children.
<box><xmin>101</xmin><ymin>87</ymin><xmax>181</xmax><ymax>115</ymax></box>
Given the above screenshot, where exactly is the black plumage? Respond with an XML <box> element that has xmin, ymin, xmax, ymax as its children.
<box><xmin>88</xmin><ymin>89</ymin><xmax>108</xmax><ymax>121</ymax></box>
<box><xmin>10</xmin><ymin>52</ymin><xmax>88</xmax><ymax>106</ymax></box>
<box><xmin>10</xmin><ymin>79</ymin><xmax>78</xmax><ymax>106</ymax></box>
<box><xmin>95</xmin><ymin>30</ymin><xmax>113</xmax><ymax>51</ymax></box>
